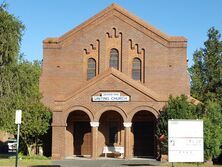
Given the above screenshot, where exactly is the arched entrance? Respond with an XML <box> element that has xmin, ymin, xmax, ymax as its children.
<box><xmin>98</xmin><ymin>110</ymin><xmax>124</xmax><ymax>157</ymax></box>
<box><xmin>132</xmin><ymin>110</ymin><xmax>156</xmax><ymax>158</ymax></box>
<box><xmin>66</xmin><ymin>110</ymin><xmax>92</xmax><ymax>157</ymax></box>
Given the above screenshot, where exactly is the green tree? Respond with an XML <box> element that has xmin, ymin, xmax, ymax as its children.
<box><xmin>189</xmin><ymin>27</ymin><xmax>222</xmax><ymax>160</ymax></box>
<box><xmin>0</xmin><ymin>3</ymin><xmax>51</xmax><ymax>155</ymax></box>
<box><xmin>0</xmin><ymin>60</ymin><xmax>51</xmax><ymax>155</ymax></box>
<box><xmin>156</xmin><ymin>95</ymin><xmax>199</xmax><ymax>153</ymax></box>
<box><xmin>0</xmin><ymin>3</ymin><xmax>24</xmax><ymax>68</ymax></box>
<box><xmin>157</xmin><ymin>95</ymin><xmax>199</xmax><ymax>136</ymax></box>
<box><xmin>0</xmin><ymin>2</ymin><xmax>24</xmax><ymax>130</ymax></box>
<box><xmin>189</xmin><ymin>27</ymin><xmax>222</xmax><ymax>104</ymax></box>
<box><xmin>204</xmin><ymin>101</ymin><xmax>222</xmax><ymax>160</ymax></box>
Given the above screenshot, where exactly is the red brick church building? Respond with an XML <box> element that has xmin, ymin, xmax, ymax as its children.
<box><xmin>40</xmin><ymin>3</ymin><xmax>194</xmax><ymax>160</ymax></box>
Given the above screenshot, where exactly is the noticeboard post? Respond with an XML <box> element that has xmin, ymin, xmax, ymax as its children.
<box><xmin>15</xmin><ymin>110</ymin><xmax>22</xmax><ymax>167</ymax></box>
<box><xmin>168</xmin><ymin>120</ymin><xmax>204</xmax><ymax>163</ymax></box>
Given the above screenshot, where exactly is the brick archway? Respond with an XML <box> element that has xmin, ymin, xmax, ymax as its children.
<box><xmin>64</xmin><ymin>105</ymin><xmax>94</xmax><ymax>122</ymax></box>
<box><xmin>93</xmin><ymin>106</ymin><xmax>127</xmax><ymax>157</ymax></box>
<box><xmin>65</xmin><ymin>106</ymin><xmax>94</xmax><ymax>158</ymax></box>
<box><xmin>127</xmin><ymin>106</ymin><xmax>159</xmax><ymax>122</ymax></box>
<box><xmin>97</xmin><ymin>109</ymin><xmax>125</xmax><ymax>157</ymax></box>
<box><xmin>94</xmin><ymin>106</ymin><xmax>127</xmax><ymax>122</ymax></box>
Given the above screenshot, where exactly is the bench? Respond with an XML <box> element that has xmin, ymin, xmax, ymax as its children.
<box><xmin>103</xmin><ymin>146</ymin><xmax>124</xmax><ymax>158</ymax></box>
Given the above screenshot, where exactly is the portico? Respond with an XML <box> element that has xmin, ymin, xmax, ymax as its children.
<box><xmin>51</xmin><ymin>104</ymin><xmax>160</xmax><ymax>160</ymax></box>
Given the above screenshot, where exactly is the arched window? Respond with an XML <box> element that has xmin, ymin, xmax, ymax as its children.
<box><xmin>87</xmin><ymin>58</ymin><xmax>96</xmax><ymax>80</ymax></box>
<box><xmin>109</xmin><ymin>48</ymin><xmax>119</xmax><ymax>70</ymax></box>
<box><xmin>132</xmin><ymin>58</ymin><xmax>141</xmax><ymax>81</ymax></box>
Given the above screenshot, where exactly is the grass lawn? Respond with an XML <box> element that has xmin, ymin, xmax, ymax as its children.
<box><xmin>0</xmin><ymin>153</ymin><xmax>52</xmax><ymax>166</ymax></box>
<box><xmin>162</xmin><ymin>162</ymin><xmax>222</xmax><ymax>167</ymax></box>
<box><xmin>0</xmin><ymin>159</ymin><xmax>51</xmax><ymax>166</ymax></box>
<box><xmin>1</xmin><ymin>156</ymin><xmax>222</xmax><ymax>167</ymax></box>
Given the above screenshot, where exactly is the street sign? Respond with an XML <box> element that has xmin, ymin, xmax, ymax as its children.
<box><xmin>15</xmin><ymin>110</ymin><xmax>22</xmax><ymax>124</ymax></box>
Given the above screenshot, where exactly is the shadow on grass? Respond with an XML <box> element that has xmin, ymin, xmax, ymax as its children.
<box><xmin>0</xmin><ymin>153</ymin><xmax>16</xmax><ymax>159</ymax></box>
<box><xmin>121</xmin><ymin>164</ymin><xmax>156</xmax><ymax>166</ymax></box>
<box><xmin>30</xmin><ymin>166</ymin><xmax>61</xmax><ymax>167</ymax></box>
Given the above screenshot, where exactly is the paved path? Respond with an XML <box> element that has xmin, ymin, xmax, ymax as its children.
<box><xmin>52</xmin><ymin>158</ymin><xmax>163</xmax><ymax>167</ymax></box>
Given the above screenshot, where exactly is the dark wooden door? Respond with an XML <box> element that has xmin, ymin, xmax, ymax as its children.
<box><xmin>74</xmin><ymin>122</ymin><xmax>91</xmax><ymax>156</ymax></box>
<box><xmin>133</xmin><ymin>122</ymin><xmax>154</xmax><ymax>157</ymax></box>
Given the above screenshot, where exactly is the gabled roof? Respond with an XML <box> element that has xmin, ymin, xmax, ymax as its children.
<box><xmin>44</xmin><ymin>3</ymin><xmax>186</xmax><ymax>47</ymax></box>
<box><xmin>55</xmin><ymin>68</ymin><xmax>166</xmax><ymax>102</ymax></box>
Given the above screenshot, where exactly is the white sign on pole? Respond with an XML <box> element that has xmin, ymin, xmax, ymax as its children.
<box><xmin>168</xmin><ymin>120</ymin><xmax>204</xmax><ymax>162</ymax></box>
<box><xmin>15</xmin><ymin>110</ymin><xmax>22</xmax><ymax>124</ymax></box>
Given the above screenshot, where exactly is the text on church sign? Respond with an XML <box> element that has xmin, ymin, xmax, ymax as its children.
<box><xmin>92</xmin><ymin>92</ymin><xmax>129</xmax><ymax>102</ymax></box>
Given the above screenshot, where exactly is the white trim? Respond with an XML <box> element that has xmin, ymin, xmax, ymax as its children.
<box><xmin>123</xmin><ymin>122</ymin><xmax>132</xmax><ymax>128</ymax></box>
<box><xmin>90</xmin><ymin>122</ymin><xmax>99</xmax><ymax>127</ymax></box>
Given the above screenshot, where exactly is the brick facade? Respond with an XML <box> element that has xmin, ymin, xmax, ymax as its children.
<box><xmin>40</xmin><ymin>3</ymin><xmax>191</xmax><ymax>160</ymax></box>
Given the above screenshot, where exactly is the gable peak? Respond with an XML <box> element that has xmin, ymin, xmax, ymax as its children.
<box><xmin>109</xmin><ymin>3</ymin><xmax>123</xmax><ymax>9</ymax></box>
<box><xmin>43</xmin><ymin>3</ymin><xmax>186</xmax><ymax>46</ymax></box>
<box><xmin>106</xmin><ymin>3</ymin><xmax>131</xmax><ymax>14</ymax></box>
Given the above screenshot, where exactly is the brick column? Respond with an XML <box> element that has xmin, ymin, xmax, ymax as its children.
<box><xmin>90</xmin><ymin>122</ymin><xmax>99</xmax><ymax>159</ymax></box>
<box><xmin>124</xmin><ymin>122</ymin><xmax>132</xmax><ymax>159</ymax></box>
<box><xmin>51</xmin><ymin>124</ymin><xmax>66</xmax><ymax>160</ymax></box>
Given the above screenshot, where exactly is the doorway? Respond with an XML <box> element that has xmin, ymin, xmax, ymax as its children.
<box><xmin>73</xmin><ymin>121</ymin><xmax>91</xmax><ymax>156</ymax></box>
<box><xmin>132</xmin><ymin>111</ymin><xmax>156</xmax><ymax>157</ymax></box>
<box><xmin>66</xmin><ymin>110</ymin><xmax>92</xmax><ymax>157</ymax></box>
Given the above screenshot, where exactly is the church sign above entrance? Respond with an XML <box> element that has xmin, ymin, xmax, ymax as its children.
<box><xmin>92</xmin><ymin>92</ymin><xmax>130</xmax><ymax>102</ymax></box>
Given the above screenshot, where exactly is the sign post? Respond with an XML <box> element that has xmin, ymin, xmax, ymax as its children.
<box><xmin>15</xmin><ymin>110</ymin><xmax>22</xmax><ymax>167</ymax></box>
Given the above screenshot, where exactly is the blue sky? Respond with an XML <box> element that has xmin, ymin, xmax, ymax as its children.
<box><xmin>4</xmin><ymin>0</ymin><xmax>222</xmax><ymax>67</ymax></box>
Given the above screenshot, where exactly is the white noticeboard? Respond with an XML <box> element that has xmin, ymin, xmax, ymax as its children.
<box><xmin>168</xmin><ymin>120</ymin><xmax>204</xmax><ymax>162</ymax></box>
